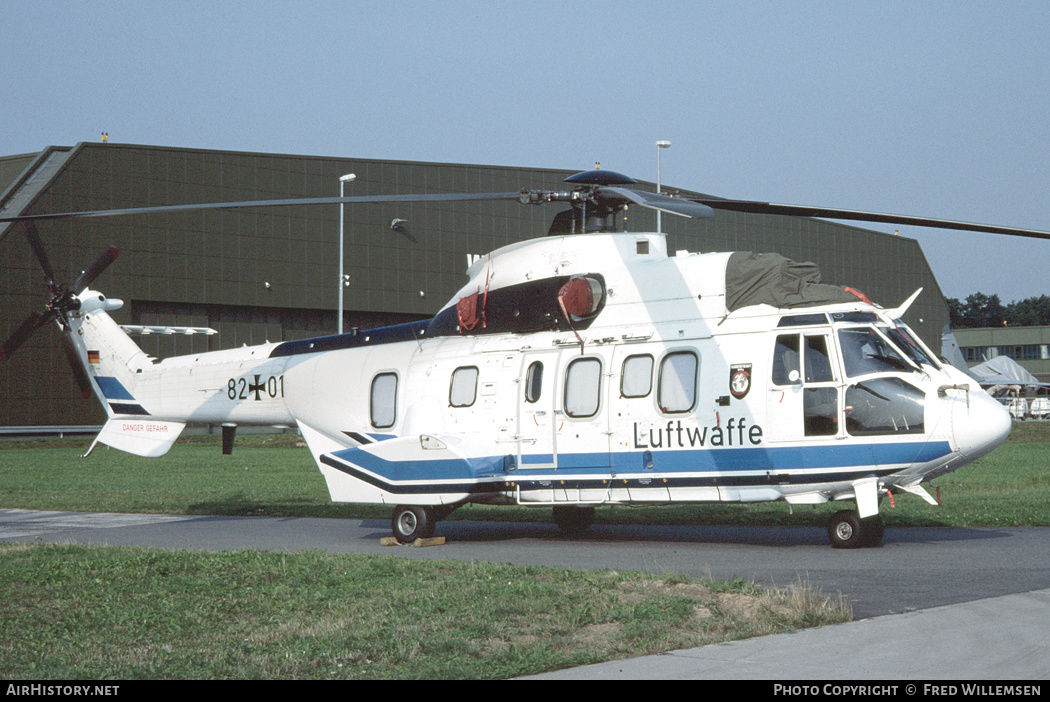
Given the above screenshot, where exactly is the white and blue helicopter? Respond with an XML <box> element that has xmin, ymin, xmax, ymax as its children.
<box><xmin>3</xmin><ymin>168</ymin><xmax>1047</xmax><ymax>548</ymax></box>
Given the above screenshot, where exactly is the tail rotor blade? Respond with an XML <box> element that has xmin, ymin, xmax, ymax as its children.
<box><xmin>1</xmin><ymin>311</ymin><xmax>52</xmax><ymax>360</ymax></box>
<box><xmin>71</xmin><ymin>246</ymin><xmax>119</xmax><ymax>293</ymax></box>
<box><xmin>60</xmin><ymin>332</ymin><xmax>94</xmax><ymax>399</ymax></box>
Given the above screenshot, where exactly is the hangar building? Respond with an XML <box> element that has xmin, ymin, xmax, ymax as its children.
<box><xmin>0</xmin><ymin>142</ymin><xmax>949</xmax><ymax>428</ymax></box>
<box><xmin>954</xmin><ymin>325</ymin><xmax>1050</xmax><ymax>382</ymax></box>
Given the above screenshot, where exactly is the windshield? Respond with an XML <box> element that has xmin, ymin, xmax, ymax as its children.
<box><xmin>837</xmin><ymin>327</ymin><xmax>915</xmax><ymax>377</ymax></box>
<box><xmin>888</xmin><ymin>321</ymin><xmax>941</xmax><ymax>370</ymax></box>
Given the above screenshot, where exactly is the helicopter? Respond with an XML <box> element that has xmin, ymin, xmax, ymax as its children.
<box><xmin>2</xmin><ymin>167</ymin><xmax>1046</xmax><ymax>548</ymax></box>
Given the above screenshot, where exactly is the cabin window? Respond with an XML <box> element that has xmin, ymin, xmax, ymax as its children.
<box><xmin>370</xmin><ymin>372</ymin><xmax>398</xmax><ymax>428</ymax></box>
<box><xmin>658</xmin><ymin>351</ymin><xmax>698</xmax><ymax>413</ymax></box>
<box><xmin>621</xmin><ymin>354</ymin><xmax>654</xmax><ymax>398</ymax></box>
<box><xmin>564</xmin><ymin>357</ymin><xmax>601</xmax><ymax>418</ymax></box>
<box><xmin>844</xmin><ymin>378</ymin><xmax>925</xmax><ymax>435</ymax></box>
<box><xmin>449</xmin><ymin>366</ymin><xmax>479</xmax><ymax>407</ymax></box>
<box><xmin>524</xmin><ymin>361</ymin><xmax>543</xmax><ymax>403</ymax></box>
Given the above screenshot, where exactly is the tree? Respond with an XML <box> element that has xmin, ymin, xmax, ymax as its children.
<box><xmin>1006</xmin><ymin>295</ymin><xmax>1050</xmax><ymax>326</ymax></box>
<box><xmin>946</xmin><ymin>297</ymin><xmax>967</xmax><ymax>327</ymax></box>
<box><xmin>964</xmin><ymin>293</ymin><xmax>1006</xmax><ymax>328</ymax></box>
<box><xmin>947</xmin><ymin>292</ymin><xmax>1050</xmax><ymax>327</ymax></box>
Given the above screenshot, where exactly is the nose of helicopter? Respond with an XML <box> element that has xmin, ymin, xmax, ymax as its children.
<box><xmin>951</xmin><ymin>387</ymin><xmax>1012</xmax><ymax>462</ymax></box>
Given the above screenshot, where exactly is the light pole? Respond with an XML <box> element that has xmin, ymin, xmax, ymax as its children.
<box><xmin>656</xmin><ymin>141</ymin><xmax>671</xmax><ymax>233</ymax></box>
<box><xmin>338</xmin><ymin>172</ymin><xmax>356</xmax><ymax>335</ymax></box>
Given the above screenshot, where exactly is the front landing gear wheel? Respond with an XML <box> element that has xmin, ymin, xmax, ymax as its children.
<box><xmin>828</xmin><ymin>510</ymin><xmax>885</xmax><ymax>548</ymax></box>
<box><xmin>391</xmin><ymin>505</ymin><xmax>436</xmax><ymax>544</ymax></box>
<box><xmin>553</xmin><ymin>506</ymin><xmax>595</xmax><ymax>537</ymax></box>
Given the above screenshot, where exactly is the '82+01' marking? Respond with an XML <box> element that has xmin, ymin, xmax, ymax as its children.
<box><xmin>227</xmin><ymin>375</ymin><xmax>284</xmax><ymax>401</ymax></box>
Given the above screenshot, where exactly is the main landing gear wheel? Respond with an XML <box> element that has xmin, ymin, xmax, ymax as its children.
<box><xmin>828</xmin><ymin>510</ymin><xmax>885</xmax><ymax>549</ymax></box>
<box><xmin>552</xmin><ymin>506</ymin><xmax>595</xmax><ymax>537</ymax></box>
<box><xmin>391</xmin><ymin>505</ymin><xmax>437</xmax><ymax>543</ymax></box>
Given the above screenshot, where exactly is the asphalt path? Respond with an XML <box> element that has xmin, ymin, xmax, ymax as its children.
<box><xmin>1</xmin><ymin>509</ymin><xmax>1048</xmax><ymax>620</ymax></box>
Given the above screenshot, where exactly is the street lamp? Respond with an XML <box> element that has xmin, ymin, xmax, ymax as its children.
<box><xmin>338</xmin><ymin>172</ymin><xmax>356</xmax><ymax>335</ymax></box>
<box><xmin>656</xmin><ymin>141</ymin><xmax>671</xmax><ymax>234</ymax></box>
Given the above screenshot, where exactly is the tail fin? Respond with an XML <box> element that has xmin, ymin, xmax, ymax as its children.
<box><xmin>66</xmin><ymin>291</ymin><xmax>186</xmax><ymax>457</ymax></box>
<box><xmin>66</xmin><ymin>291</ymin><xmax>153</xmax><ymax>416</ymax></box>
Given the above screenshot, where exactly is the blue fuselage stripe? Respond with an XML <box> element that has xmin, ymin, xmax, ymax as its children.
<box><xmin>94</xmin><ymin>376</ymin><xmax>135</xmax><ymax>401</ymax></box>
<box><xmin>322</xmin><ymin>440</ymin><xmax>953</xmax><ymax>495</ymax></box>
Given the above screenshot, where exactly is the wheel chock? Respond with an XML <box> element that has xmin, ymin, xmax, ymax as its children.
<box><xmin>379</xmin><ymin>535</ymin><xmax>446</xmax><ymax>547</ymax></box>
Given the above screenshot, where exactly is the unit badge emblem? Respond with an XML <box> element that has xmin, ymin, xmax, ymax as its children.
<box><xmin>729</xmin><ymin>364</ymin><xmax>752</xmax><ymax>399</ymax></box>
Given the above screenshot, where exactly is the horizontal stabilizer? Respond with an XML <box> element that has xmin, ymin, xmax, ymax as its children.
<box><xmin>86</xmin><ymin>418</ymin><xmax>186</xmax><ymax>458</ymax></box>
<box><xmin>120</xmin><ymin>325</ymin><xmax>218</xmax><ymax>336</ymax></box>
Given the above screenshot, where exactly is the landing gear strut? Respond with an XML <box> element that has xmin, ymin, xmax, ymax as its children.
<box><xmin>828</xmin><ymin>510</ymin><xmax>885</xmax><ymax>548</ymax></box>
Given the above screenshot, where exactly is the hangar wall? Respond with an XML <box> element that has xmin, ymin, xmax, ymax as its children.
<box><xmin>0</xmin><ymin>142</ymin><xmax>948</xmax><ymax>427</ymax></box>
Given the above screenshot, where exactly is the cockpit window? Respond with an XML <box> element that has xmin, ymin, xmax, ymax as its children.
<box><xmin>838</xmin><ymin>327</ymin><xmax>913</xmax><ymax>377</ymax></box>
<box><xmin>778</xmin><ymin>313</ymin><xmax>828</xmax><ymax>327</ymax></box>
<box><xmin>772</xmin><ymin>334</ymin><xmax>801</xmax><ymax>386</ymax></box>
<box><xmin>804</xmin><ymin>335</ymin><xmax>835</xmax><ymax>383</ymax></box>
<box><xmin>831</xmin><ymin>311</ymin><xmax>878</xmax><ymax>324</ymax></box>
<box><xmin>845</xmin><ymin>378</ymin><xmax>925</xmax><ymax>435</ymax></box>
<box><xmin>886</xmin><ymin>323</ymin><xmax>940</xmax><ymax>369</ymax></box>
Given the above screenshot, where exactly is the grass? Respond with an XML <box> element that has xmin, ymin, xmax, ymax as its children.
<box><xmin>0</xmin><ymin>543</ymin><xmax>850</xmax><ymax>679</ymax></box>
<box><xmin>0</xmin><ymin>421</ymin><xmax>1047</xmax><ymax>527</ymax></box>
<box><xmin>0</xmin><ymin>421</ymin><xmax>1044</xmax><ymax>679</ymax></box>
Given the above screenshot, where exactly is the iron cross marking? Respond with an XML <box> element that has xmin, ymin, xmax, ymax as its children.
<box><xmin>247</xmin><ymin>375</ymin><xmax>266</xmax><ymax>401</ymax></box>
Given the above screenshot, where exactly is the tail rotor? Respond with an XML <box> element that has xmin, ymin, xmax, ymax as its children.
<box><xmin>1</xmin><ymin>222</ymin><xmax>120</xmax><ymax>397</ymax></box>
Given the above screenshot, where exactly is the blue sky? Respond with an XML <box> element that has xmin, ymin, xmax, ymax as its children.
<box><xmin>3</xmin><ymin>1</ymin><xmax>1048</xmax><ymax>303</ymax></box>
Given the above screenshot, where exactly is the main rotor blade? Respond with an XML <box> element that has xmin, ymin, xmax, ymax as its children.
<box><xmin>1</xmin><ymin>310</ymin><xmax>52</xmax><ymax>360</ymax></box>
<box><xmin>0</xmin><ymin>192</ymin><xmax>525</xmax><ymax>223</ymax></box>
<box><xmin>24</xmin><ymin>222</ymin><xmax>57</xmax><ymax>286</ymax></box>
<box><xmin>60</xmin><ymin>332</ymin><xmax>94</xmax><ymax>399</ymax></box>
<box><xmin>690</xmin><ymin>198</ymin><xmax>1050</xmax><ymax>241</ymax></box>
<box><xmin>71</xmin><ymin>246</ymin><xmax>120</xmax><ymax>293</ymax></box>
<box><xmin>6</xmin><ymin>187</ymin><xmax>1049</xmax><ymax>240</ymax></box>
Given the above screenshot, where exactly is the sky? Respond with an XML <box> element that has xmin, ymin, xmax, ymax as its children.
<box><xmin>2</xmin><ymin>0</ymin><xmax>1049</xmax><ymax>304</ymax></box>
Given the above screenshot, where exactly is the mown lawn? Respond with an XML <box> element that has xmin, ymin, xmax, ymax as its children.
<box><xmin>1</xmin><ymin>422</ymin><xmax>1046</xmax><ymax>527</ymax></box>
